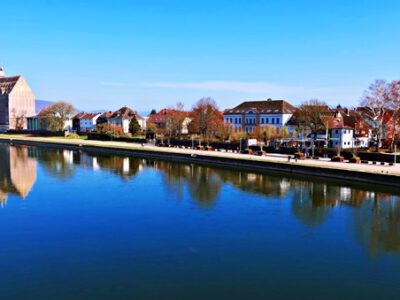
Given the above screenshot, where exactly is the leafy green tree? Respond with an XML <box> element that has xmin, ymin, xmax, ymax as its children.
<box><xmin>150</xmin><ymin>109</ymin><xmax>157</xmax><ymax>115</ymax></box>
<box><xmin>129</xmin><ymin>116</ymin><xmax>141</xmax><ymax>135</ymax></box>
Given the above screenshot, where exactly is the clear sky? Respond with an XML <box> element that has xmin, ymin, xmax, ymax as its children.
<box><xmin>2</xmin><ymin>0</ymin><xmax>399</xmax><ymax>112</ymax></box>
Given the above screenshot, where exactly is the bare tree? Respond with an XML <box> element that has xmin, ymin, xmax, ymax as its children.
<box><xmin>188</xmin><ymin>97</ymin><xmax>223</xmax><ymax>142</ymax></box>
<box><xmin>387</xmin><ymin>80</ymin><xmax>400</xmax><ymax>150</ymax></box>
<box><xmin>11</xmin><ymin>108</ymin><xmax>27</xmax><ymax>130</ymax></box>
<box><xmin>296</xmin><ymin>99</ymin><xmax>329</xmax><ymax>137</ymax></box>
<box><xmin>360</xmin><ymin>80</ymin><xmax>391</xmax><ymax>151</ymax></box>
<box><xmin>166</xmin><ymin>102</ymin><xmax>186</xmax><ymax>138</ymax></box>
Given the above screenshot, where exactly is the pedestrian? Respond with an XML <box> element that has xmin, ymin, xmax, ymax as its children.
<box><xmin>288</xmin><ymin>155</ymin><xmax>291</xmax><ymax>162</ymax></box>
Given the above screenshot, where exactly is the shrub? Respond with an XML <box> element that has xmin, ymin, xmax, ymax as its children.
<box><xmin>241</xmin><ymin>148</ymin><xmax>253</xmax><ymax>154</ymax></box>
<box><xmin>349</xmin><ymin>156</ymin><xmax>361</xmax><ymax>164</ymax></box>
<box><xmin>331</xmin><ymin>156</ymin><xmax>344</xmax><ymax>162</ymax></box>
<box><xmin>254</xmin><ymin>150</ymin><xmax>267</xmax><ymax>156</ymax></box>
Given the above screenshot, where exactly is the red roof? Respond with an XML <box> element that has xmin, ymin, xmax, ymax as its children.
<box><xmin>73</xmin><ymin>112</ymin><xmax>101</xmax><ymax>120</ymax></box>
<box><xmin>147</xmin><ymin>109</ymin><xmax>188</xmax><ymax>123</ymax></box>
<box><xmin>99</xmin><ymin>111</ymin><xmax>114</xmax><ymax>119</ymax></box>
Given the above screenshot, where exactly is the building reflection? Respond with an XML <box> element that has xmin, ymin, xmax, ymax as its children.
<box><xmin>85</xmin><ymin>153</ymin><xmax>143</xmax><ymax>180</ymax></box>
<box><xmin>1</xmin><ymin>143</ymin><xmax>400</xmax><ymax>255</ymax></box>
<box><xmin>0</xmin><ymin>143</ymin><xmax>37</xmax><ymax>205</ymax></box>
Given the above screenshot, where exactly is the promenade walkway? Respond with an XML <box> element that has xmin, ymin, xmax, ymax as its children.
<box><xmin>1</xmin><ymin>134</ymin><xmax>399</xmax><ymax>177</ymax></box>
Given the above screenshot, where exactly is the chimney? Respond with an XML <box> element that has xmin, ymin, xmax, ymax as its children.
<box><xmin>0</xmin><ymin>67</ymin><xmax>4</xmax><ymax>78</ymax></box>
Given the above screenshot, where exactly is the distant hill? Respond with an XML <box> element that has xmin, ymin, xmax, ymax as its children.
<box><xmin>35</xmin><ymin>100</ymin><xmax>54</xmax><ymax>114</ymax></box>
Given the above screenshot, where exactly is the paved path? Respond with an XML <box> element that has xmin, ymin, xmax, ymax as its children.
<box><xmin>1</xmin><ymin>134</ymin><xmax>400</xmax><ymax>177</ymax></box>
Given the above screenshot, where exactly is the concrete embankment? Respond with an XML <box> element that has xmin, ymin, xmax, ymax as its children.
<box><xmin>1</xmin><ymin>135</ymin><xmax>400</xmax><ymax>188</ymax></box>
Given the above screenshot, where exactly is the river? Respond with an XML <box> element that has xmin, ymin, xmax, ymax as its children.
<box><xmin>0</xmin><ymin>143</ymin><xmax>399</xmax><ymax>299</ymax></box>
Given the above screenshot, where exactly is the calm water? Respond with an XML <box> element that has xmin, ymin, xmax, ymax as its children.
<box><xmin>1</xmin><ymin>143</ymin><xmax>400</xmax><ymax>299</ymax></box>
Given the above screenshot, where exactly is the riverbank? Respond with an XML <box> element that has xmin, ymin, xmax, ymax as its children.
<box><xmin>1</xmin><ymin>134</ymin><xmax>399</xmax><ymax>187</ymax></box>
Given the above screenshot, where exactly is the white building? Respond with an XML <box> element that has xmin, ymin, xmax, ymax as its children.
<box><xmin>321</xmin><ymin>109</ymin><xmax>372</xmax><ymax>149</ymax></box>
<box><xmin>109</xmin><ymin>106</ymin><xmax>145</xmax><ymax>134</ymax></box>
<box><xmin>223</xmin><ymin>99</ymin><xmax>296</xmax><ymax>134</ymax></box>
<box><xmin>329</xmin><ymin>127</ymin><xmax>354</xmax><ymax>149</ymax></box>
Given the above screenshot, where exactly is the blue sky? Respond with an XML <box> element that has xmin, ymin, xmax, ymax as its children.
<box><xmin>2</xmin><ymin>0</ymin><xmax>399</xmax><ymax>112</ymax></box>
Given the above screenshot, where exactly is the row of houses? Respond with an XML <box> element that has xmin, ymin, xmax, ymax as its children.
<box><xmin>71</xmin><ymin>107</ymin><xmax>147</xmax><ymax>133</ymax></box>
<box><xmin>27</xmin><ymin>106</ymin><xmax>148</xmax><ymax>133</ymax></box>
<box><xmin>222</xmin><ymin>99</ymin><xmax>398</xmax><ymax>149</ymax></box>
<box><xmin>0</xmin><ymin>69</ymin><xmax>397</xmax><ymax>148</ymax></box>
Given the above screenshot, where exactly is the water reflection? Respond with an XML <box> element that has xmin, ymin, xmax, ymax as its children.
<box><xmin>0</xmin><ymin>144</ymin><xmax>36</xmax><ymax>205</ymax></box>
<box><xmin>354</xmin><ymin>195</ymin><xmax>400</xmax><ymax>256</ymax></box>
<box><xmin>1</xmin><ymin>143</ymin><xmax>400</xmax><ymax>256</ymax></box>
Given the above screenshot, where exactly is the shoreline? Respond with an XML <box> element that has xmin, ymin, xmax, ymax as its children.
<box><xmin>1</xmin><ymin>134</ymin><xmax>399</xmax><ymax>188</ymax></box>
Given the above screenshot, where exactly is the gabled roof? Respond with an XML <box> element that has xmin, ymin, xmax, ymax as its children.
<box><xmin>224</xmin><ymin>99</ymin><xmax>296</xmax><ymax>115</ymax></box>
<box><xmin>73</xmin><ymin>112</ymin><xmax>85</xmax><ymax>119</ymax></box>
<box><xmin>110</xmin><ymin>106</ymin><xmax>143</xmax><ymax>120</ymax></box>
<box><xmin>147</xmin><ymin>109</ymin><xmax>188</xmax><ymax>123</ymax></box>
<box><xmin>0</xmin><ymin>76</ymin><xmax>21</xmax><ymax>95</ymax></box>
<box><xmin>98</xmin><ymin>111</ymin><xmax>114</xmax><ymax>119</ymax></box>
<box><xmin>73</xmin><ymin>112</ymin><xmax>101</xmax><ymax>120</ymax></box>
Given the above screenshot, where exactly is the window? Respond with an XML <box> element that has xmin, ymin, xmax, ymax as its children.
<box><xmin>266</xmin><ymin>118</ymin><xmax>269</xmax><ymax>124</ymax></box>
<box><xmin>276</xmin><ymin>118</ymin><xmax>280</xmax><ymax>124</ymax></box>
<box><xmin>272</xmin><ymin>118</ymin><xmax>275</xmax><ymax>124</ymax></box>
<box><xmin>335</xmin><ymin>130</ymin><xmax>338</xmax><ymax>134</ymax></box>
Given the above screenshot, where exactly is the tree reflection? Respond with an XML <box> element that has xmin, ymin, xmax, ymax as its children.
<box><xmin>353</xmin><ymin>193</ymin><xmax>400</xmax><ymax>256</ymax></box>
<box><xmin>153</xmin><ymin>162</ymin><xmax>222</xmax><ymax>208</ymax></box>
<box><xmin>291</xmin><ymin>182</ymin><xmax>334</xmax><ymax>227</ymax></box>
<box><xmin>30</xmin><ymin>148</ymin><xmax>76</xmax><ymax>179</ymax></box>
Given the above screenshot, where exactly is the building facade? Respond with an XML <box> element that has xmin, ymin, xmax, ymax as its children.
<box><xmin>27</xmin><ymin>115</ymin><xmax>73</xmax><ymax>131</ymax></box>
<box><xmin>72</xmin><ymin>112</ymin><xmax>101</xmax><ymax>132</ymax></box>
<box><xmin>0</xmin><ymin>68</ymin><xmax>35</xmax><ymax>131</ymax></box>
<box><xmin>223</xmin><ymin>99</ymin><xmax>296</xmax><ymax>133</ymax></box>
<box><xmin>108</xmin><ymin>106</ymin><xmax>145</xmax><ymax>134</ymax></box>
<box><xmin>147</xmin><ymin>109</ymin><xmax>191</xmax><ymax>135</ymax></box>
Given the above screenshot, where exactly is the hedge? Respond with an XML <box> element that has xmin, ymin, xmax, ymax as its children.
<box><xmin>87</xmin><ymin>133</ymin><xmax>146</xmax><ymax>143</ymax></box>
<box><xmin>358</xmin><ymin>151</ymin><xmax>396</xmax><ymax>163</ymax></box>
